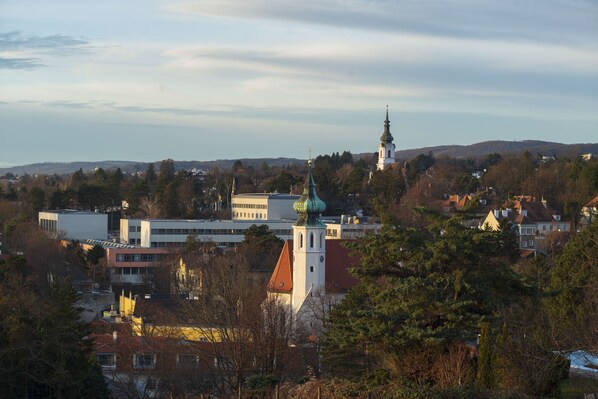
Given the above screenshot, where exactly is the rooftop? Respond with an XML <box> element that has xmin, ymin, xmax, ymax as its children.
<box><xmin>42</xmin><ymin>209</ymin><xmax>105</xmax><ymax>215</ymax></box>
<box><xmin>233</xmin><ymin>193</ymin><xmax>300</xmax><ymax>200</ymax></box>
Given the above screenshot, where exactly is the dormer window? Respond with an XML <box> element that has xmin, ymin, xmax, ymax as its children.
<box><xmin>554</xmin><ymin>215</ymin><xmax>561</xmax><ymax>221</ymax></box>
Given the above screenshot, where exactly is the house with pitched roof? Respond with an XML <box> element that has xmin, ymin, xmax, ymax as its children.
<box><xmin>482</xmin><ymin>196</ymin><xmax>571</xmax><ymax>254</ymax></box>
<box><xmin>579</xmin><ymin>194</ymin><xmax>598</xmax><ymax>228</ymax></box>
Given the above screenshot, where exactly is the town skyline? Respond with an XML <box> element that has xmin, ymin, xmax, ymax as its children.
<box><xmin>1</xmin><ymin>0</ymin><xmax>597</xmax><ymax>166</ymax></box>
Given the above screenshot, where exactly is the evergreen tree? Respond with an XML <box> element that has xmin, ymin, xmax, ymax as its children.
<box><xmin>476</xmin><ymin>322</ymin><xmax>495</xmax><ymax>388</ymax></box>
<box><xmin>323</xmin><ymin>216</ymin><xmax>526</xmax><ymax>381</ymax></box>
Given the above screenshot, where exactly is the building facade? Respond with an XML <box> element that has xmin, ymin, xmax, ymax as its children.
<box><xmin>231</xmin><ymin>193</ymin><xmax>299</xmax><ymax>221</ymax></box>
<box><xmin>39</xmin><ymin>210</ymin><xmax>108</xmax><ymax>241</ymax></box>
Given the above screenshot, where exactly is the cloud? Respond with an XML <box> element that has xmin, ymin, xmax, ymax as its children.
<box><xmin>0</xmin><ymin>31</ymin><xmax>90</xmax><ymax>55</ymax></box>
<box><xmin>168</xmin><ymin>0</ymin><xmax>598</xmax><ymax>44</ymax></box>
<box><xmin>0</xmin><ymin>31</ymin><xmax>91</xmax><ymax>70</ymax></box>
<box><xmin>0</xmin><ymin>57</ymin><xmax>44</xmax><ymax>69</ymax></box>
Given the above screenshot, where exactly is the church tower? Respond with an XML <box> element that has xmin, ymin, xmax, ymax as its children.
<box><xmin>291</xmin><ymin>160</ymin><xmax>327</xmax><ymax>315</ymax></box>
<box><xmin>377</xmin><ymin>107</ymin><xmax>396</xmax><ymax>171</ymax></box>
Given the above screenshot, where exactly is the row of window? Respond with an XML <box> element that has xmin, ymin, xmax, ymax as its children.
<box><xmin>325</xmin><ymin>229</ymin><xmax>338</xmax><ymax>237</ymax></box>
<box><xmin>231</xmin><ymin>203</ymin><xmax>267</xmax><ymax>209</ymax></box>
<box><xmin>298</xmin><ymin>232</ymin><xmax>324</xmax><ymax>249</ymax></box>
<box><xmin>40</xmin><ymin>219</ymin><xmax>57</xmax><ymax>233</ymax></box>
<box><xmin>521</xmin><ymin>240</ymin><xmax>534</xmax><ymax>248</ymax></box>
<box><xmin>233</xmin><ymin>212</ymin><xmax>266</xmax><ymax>219</ymax></box>
<box><xmin>112</xmin><ymin>267</ymin><xmax>154</xmax><ymax>275</ymax></box>
<box><xmin>128</xmin><ymin>226</ymin><xmax>142</xmax><ymax>232</ymax></box>
<box><xmin>97</xmin><ymin>353</ymin><xmax>226</xmax><ymax>369</ymax></box>
<box><xmin>150</xmin><ymin>241</ymin><xmax>235</xmax><ymax>248</ymax></box>
<box><xmin>520</xmin><ymin>224</ymin><xmax>570</xmax><ymax>236</ymax></box>
<box><xmin>115</xmin><ymin>253</ymin><xmax>165</xmax><ymax>262</ymax></box>
<box><xmin>150</xmin><ymin>228</ymin><xmax>247</xmax><ymax>235</ymax></box>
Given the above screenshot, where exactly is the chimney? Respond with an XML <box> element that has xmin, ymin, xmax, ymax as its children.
<box><xmin>112</xmin><ymin>331</ymin><xmax>118</xmax><ymax>342</ymax></box>
<box><xmin>541</xmin><ymin>197</ymin><xmax>548</xmax><ymax>208</ymax></box>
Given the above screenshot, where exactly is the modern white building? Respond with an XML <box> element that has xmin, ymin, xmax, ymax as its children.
<box><xmin>120</xmin><ymin>217</ymin><xmax>381</xmax><ymax>249</ymax></box>
<box><xmin>231</xmin><ymin>193</ymin><xmax>299</xmax><ymax>221</ymax></box>
<box><xmin>39</xmin><ymin>210</ymin><xmax>108</xmax><ymax>241</ymax></box>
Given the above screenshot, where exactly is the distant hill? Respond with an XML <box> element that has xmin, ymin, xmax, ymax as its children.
<box><xmin>392</xmin><ymin>140</ymin><xmax>598</xmax><ymax>161</ymax></box>
<box><xmin>0</xmin><ymin>158</ymin><xmax>304</xmax><ymax>176</ymax></box>
<box><xmin>1</xmin><ymin>141</ymin><xmax>597</xmax><ymax>176</ymax></box>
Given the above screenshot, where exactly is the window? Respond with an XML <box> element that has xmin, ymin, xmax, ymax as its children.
<box><xmin>299</xmin><ymin>233</ymin><xmax>303</xmax><ymax>248</ymax></box>
<box><xmin>320</xmin><ymin>233</ymin><xmax>323</xmax><ymax>247</ymax></box>
<box><xmin>388</xmin><ymin>150</ymin><xmax>391</xmax><ymax>157</ymax></box>
<box><xmin>134</xmin><ymin>353</ymin><xmax>156</xmax><ymax>369</ymax></box>
<box><xmin>214</xmin><ymin>356</ymin><xmax>233</xmax><ymax>369</ymax></box>
<box><xmin>522</xmin><ymin>241</ymin><xmax>527</xmax><ymax>248</ymax></box>
<box><xmin>528</xmin><ymin>240</ymin><xmax>534</xmax><ymax>247</ymax></box>
<box><xmin>310</xmin><ymin>233</ymin><xmax>314</xmax><ymax>248</ymax></box>
<box><xmin>145</xmin><ymin>378</ymin><xmax>157</xmax><ymax>390</ymax></box>
<box><xmin>310</xmin><ymin>266</ymin><xmax>314</xmax><ymax>273</ymax></box>
<box><xmin>177</xmin><ymin>354</ymin><xmax>200</xmax><ymax>368</ymax></box>
<box><xmin>97</xmin><ymin>353</ymin><xmax>116</xmax><ymax>369</ymax></box>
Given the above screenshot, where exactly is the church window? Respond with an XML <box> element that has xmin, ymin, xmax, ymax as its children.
<box><xmin>310</xmin><ymin>233</ymin><xmax>314</xmax><ymax>248</ymax></box>
<box><xmin>320</xmin><ymin>233</ymin><xmax>323</xmax><ymax>247</ymax></box>
<box><xmin>299</xmin><ymin>233</ymin><xmax>303</xmax><ymax>248</ymax></box>
<box><xmin>388</xmin><ymin>150</ymin><xmax>391</xmax><ymax>157</ymax></box>
<box><xmin>380</xmin><ymin>150</ymin><xmax>383</xmax><ymax>158</ymax></box>
<box><xmin>310</xmin><ymin>266</ymin><xmax>314</xmax><ymax>273</ymax></box>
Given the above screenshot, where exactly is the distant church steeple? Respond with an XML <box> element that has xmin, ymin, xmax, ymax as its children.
<box><xmin>377</xmin><ymin>106</ymin><xmax>396</xmax><ymax>171</ymax></box>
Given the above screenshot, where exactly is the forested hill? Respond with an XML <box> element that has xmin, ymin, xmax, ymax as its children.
<box><xmin>2</xmin><ymin>140</ymin><xmax>598</xmax><ymax>176</ymax></box>
<box><xmin>0</xmin><ymin>158</ymin><xmax>304</xmax><ymax>176</ymax></box>
<box><xmin>393</xmin><ymin>140</ymin><xmax>598</xmax><ymax>161</ymax></box>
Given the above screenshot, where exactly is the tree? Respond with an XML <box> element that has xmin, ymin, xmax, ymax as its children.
<box><xmin>323</xmin><ymin>216</ymin><xmax>526</xmax><ymax>383</ymax></box>
<box><xmin>237</xmin><ymin>224</ymin><xmax>284</xmax><ymax>272</ymax></box>
<box><xmin>476</xmin><ymin>322</ymin><xmax>495</xmax><ymax>388</ymax></box>
<box><xmin>0</xmin><ymin>255</ymin><xmax>108</xmax><ymax>398</ymax></box>
<box><xmin>179</xmin><ymin>253</ymin><xmax>296</xmax><ymax>396</ymax></box>
<box><xmin>27</xmin><ymin>186</ymin><xmax>46</xmax><ymax>215</ymax></box>
<box><xmin>546</xmin><ymin>220</ymin><xmax>598</xmax><ymax>350</ymax></box>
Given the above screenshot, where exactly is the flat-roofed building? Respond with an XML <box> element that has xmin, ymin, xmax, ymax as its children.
<box><xmin>138</xmin><ymin>219</ymin><xmax>295</xmax><ymax>248</ymax></box>
<box><xmin>231</xmin><ymin>193</ymin><xmax>299</xmax><ymax>221</ymax></box>
<box><xmin>120</xmin><ymin>218</ymin><xmax>142</xmax><ymax>245</ymax></box>
<box><xmin>39</xmin><ymin>210</ymin><xmax>107</xmax><ymax>241</ymax></box>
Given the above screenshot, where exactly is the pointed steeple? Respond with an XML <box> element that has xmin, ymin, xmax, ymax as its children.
<box><xmin>293</xmin><ymin>160</ymin><xmax>326</xmax><ymax>227</ymax></box>
<box><xmin>380</xmin><ymin>105</ymin><xmax>394</xmax><ymax>143</ymax></box>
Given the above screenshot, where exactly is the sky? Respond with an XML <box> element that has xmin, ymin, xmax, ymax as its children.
<box><xmin>1</xmin><ymin>0</ymin><xmax>597</xmax><ymax>166</ymax></box>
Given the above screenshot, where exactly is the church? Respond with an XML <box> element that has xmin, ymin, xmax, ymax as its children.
<box><xmin>267</xmin><ymin>109</ymin><xmax>397</xmax><ymax>322</ymax></box>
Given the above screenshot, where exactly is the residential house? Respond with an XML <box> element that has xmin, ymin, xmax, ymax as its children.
<box><xmin>482</xmin><ymin>196</ymin><xmax>571</xmax><ymax>254</ymax></box>
<box><xmin>579</xmin><ymin>194</ymin><xmax>598</xmax><ymax>228</ymax></box>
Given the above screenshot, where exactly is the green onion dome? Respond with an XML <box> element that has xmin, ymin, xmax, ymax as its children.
<box><xmin>293</xmin><ymin>160</ymin><xmax>326</xmax><ymax>227</ymax></box>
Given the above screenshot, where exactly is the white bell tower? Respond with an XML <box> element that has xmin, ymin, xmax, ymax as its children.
<box><xmin>291</xmin><ymin>160</ymin><xmax>327</xmax><ymax>315</ymax></box>
<box><xmin>377</xmin><ymin>106</ymin><xmax>396</xmax><ymax>171</ymax></box>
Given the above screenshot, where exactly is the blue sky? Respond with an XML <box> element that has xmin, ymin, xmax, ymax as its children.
<box><xmin>1</xmin><ymin>0</ymin><xmax>597</xmax><ymax>166</ymax></box>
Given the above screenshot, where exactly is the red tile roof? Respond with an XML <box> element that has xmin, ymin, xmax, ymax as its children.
<box><xmin>584</xmin><ymin>194</ymin><xmax>598</xmax><ymax>208</ymax></box>
<box><xmin>267</xmin><ymin>240</ymin><xmax>360</xmax><ymax>294</ymax></box>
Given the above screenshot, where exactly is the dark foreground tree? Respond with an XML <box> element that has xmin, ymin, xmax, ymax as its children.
<box><xmin>0</xmin><ymin>255</ymin><xmax>108</xmax><ymax>398</ymax></box>
<box><xmin>323</xmin><ymin>215</ymin><xmax>526</xmax><ymax>384</ymax></box>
